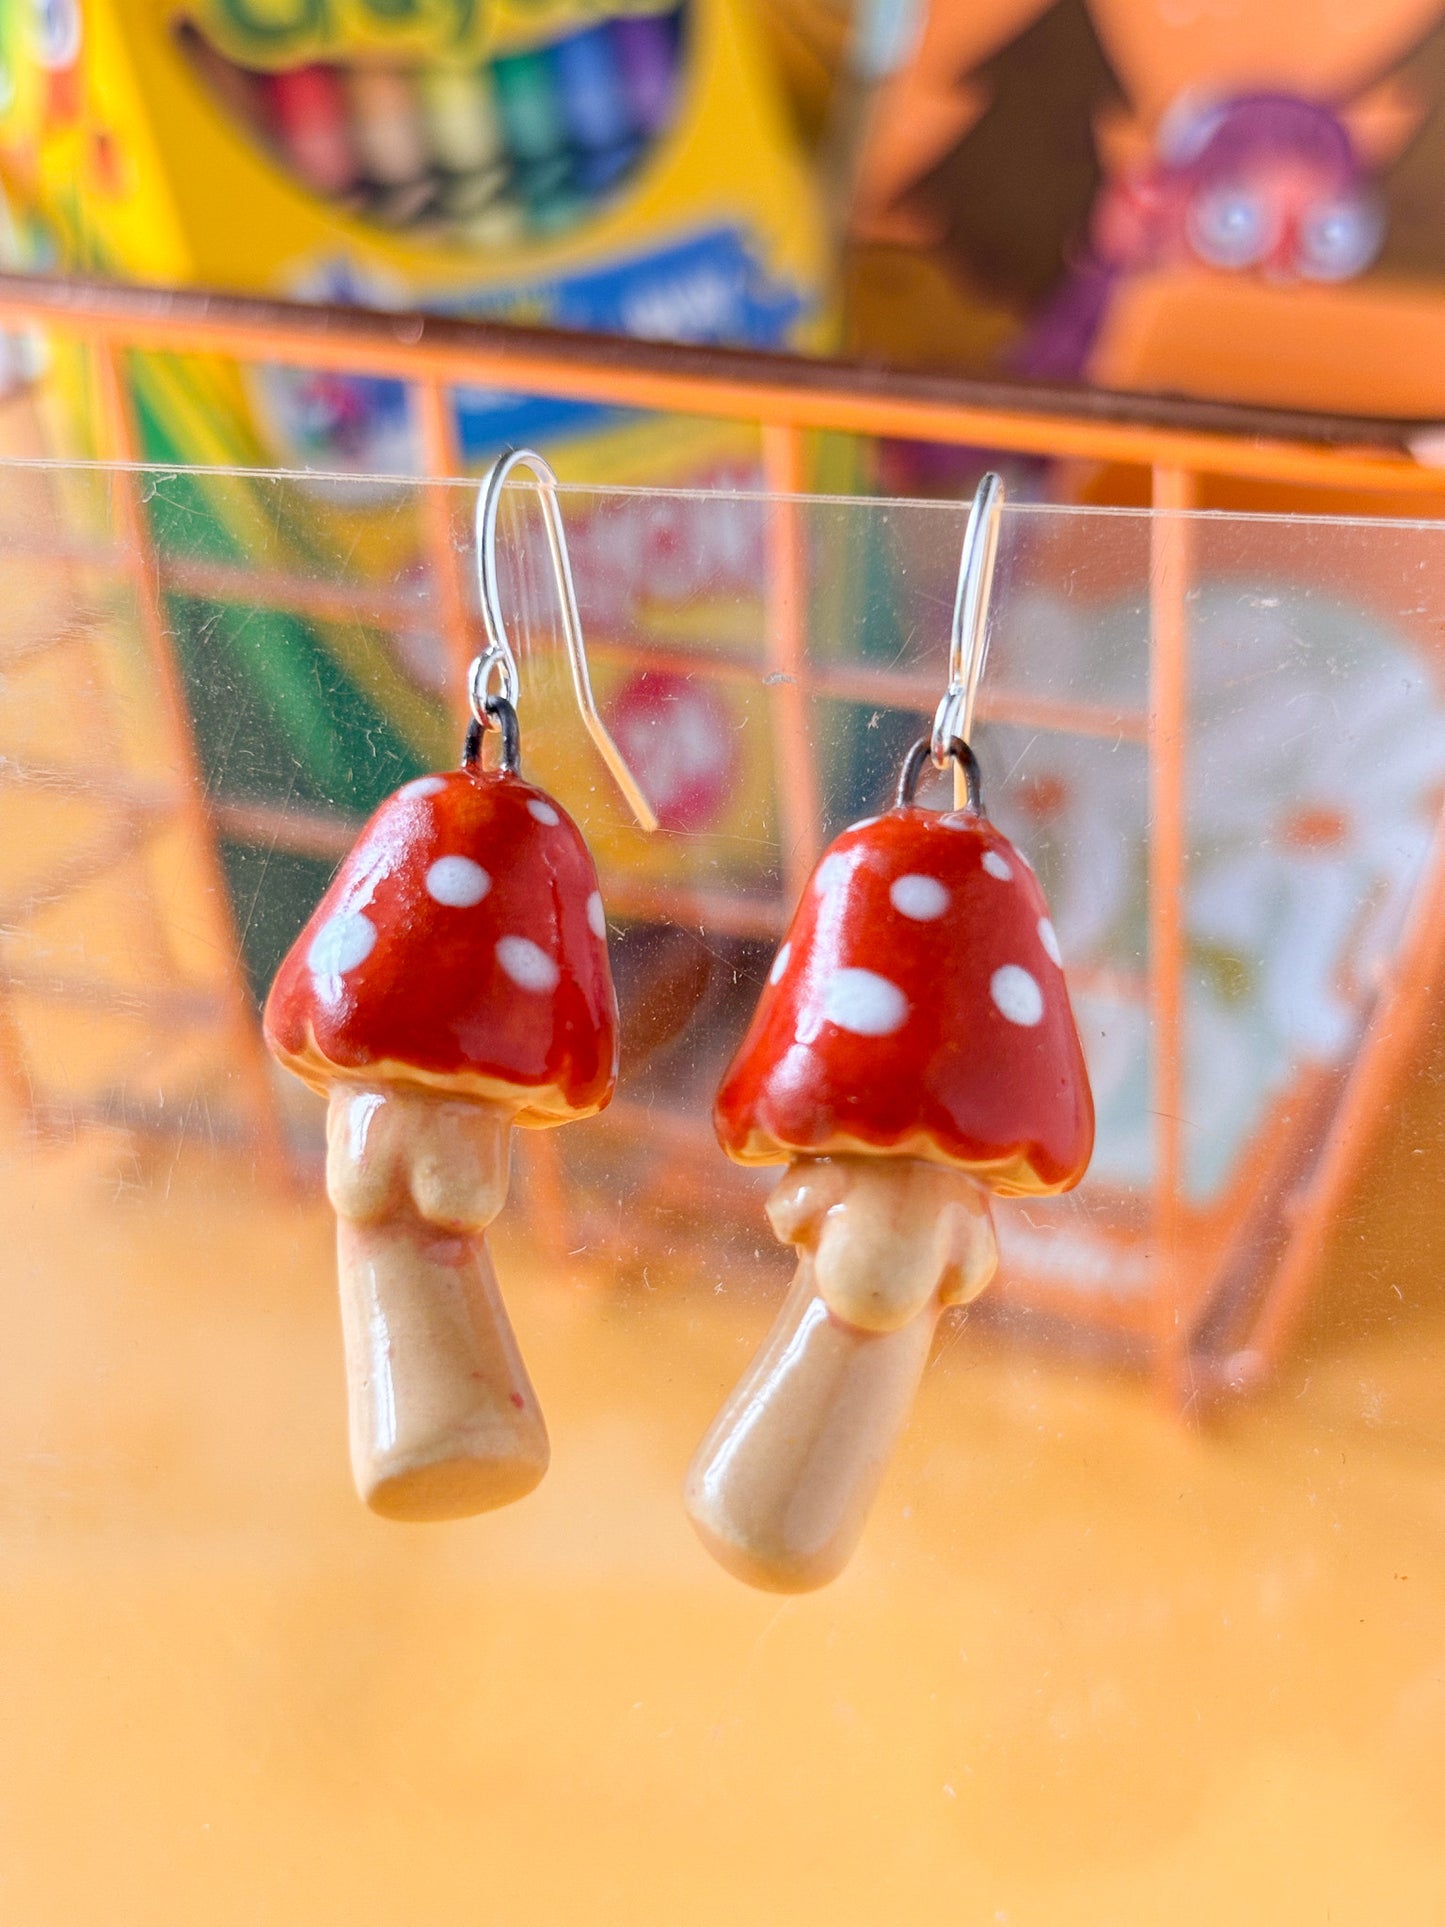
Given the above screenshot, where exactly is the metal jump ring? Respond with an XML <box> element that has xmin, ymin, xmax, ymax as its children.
<box><xmin>463</xmin><ymin>694</ymin><xmax>521</xmax><ymax>775</ymax></box>
<box><xmin>897</xmin><ymin>735</ymin><xmax>984</xmax><ymax>815</ymax></box>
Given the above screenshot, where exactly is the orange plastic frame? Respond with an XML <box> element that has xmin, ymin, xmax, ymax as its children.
<box><xmin>2</xmin><ymin>268</ymin><xmax>1443</xmax><ymax>1407</ymax></box>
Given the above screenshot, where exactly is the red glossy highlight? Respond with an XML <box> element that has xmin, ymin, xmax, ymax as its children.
<box><xmin>715</xmin><ymin>807</ymin><xmax>1094</xmax><ymax>1195</ymax></box>
<box><xmin>264</xmin><ymin>767</ymin><xmax>617</xmax><ymax>1122</ymax></box>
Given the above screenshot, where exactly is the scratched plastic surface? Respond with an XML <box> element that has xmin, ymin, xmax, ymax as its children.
<box><xmin>4</xmin><ymin>456</ymin><xmax>1445</xmax><ymax>1923</ymax></box>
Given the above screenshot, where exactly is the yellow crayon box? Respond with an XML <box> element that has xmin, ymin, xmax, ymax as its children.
<box><xmin>0</xmin><ymin>0</ymin><xmax>832</xmax><ymax>891</ymax></box>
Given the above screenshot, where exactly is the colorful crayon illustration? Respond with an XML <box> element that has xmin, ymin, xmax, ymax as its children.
<box><xmin>178</xmin><ymin>7</ymin><xmax>687</xmax><ymax>243</ymax></box>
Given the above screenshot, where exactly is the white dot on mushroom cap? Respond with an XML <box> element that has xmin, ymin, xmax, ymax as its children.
<box><xmin>1038</xmin><ymin>917</ymin><xmax>1062</xmax><ymax>966</ymax></box>
<box><xmin>426</xmin><ymin>856</ymin><xmax>491</xmax><ymax>908</ymax></box>
<box><xmin>399</xmin><ymin>775</ymin><xmax>446</xmax><ymax>800</ymax></box>
<box><xmin>813</xmin><ymin>851</ymin><xmax>850</xmax><ymax>897</ymax></box>
<box><xmin>769</xmin><ymin>940</ymin><xmax>792</xmax><ymax>985</ymax></box>
<box><xmin>587</xmin><ymin>891</ymin><xmax>607</xmax><ymax>940</ymax></box>
<box><xmin>822</xmin><ymin>967</ymin><xmax>908</xmax><ymax>1037</ymax></box>
<box><xmin>991</xmin><ymin>963</ymin><xmax>1044</xmax><ymax>1027</ymax></box>
<box><xmin>307</xmin><ymin>910</ymin><xmax>376</xmax><ymax>979</ymax></box>
<box><xmin>889</xmin><ymin>874</ymin><xmax>949</xmax><ymax>921</ymax></box>
<box><xmin>497</xmin><ymin>935</ymin><xmax>560</xmax><ymax>993</ymax></box>
<box><xmin>982</xmin><ymin>850</ymin><xmax>1014</xmax><ymax>882</ymax></box>
<box><xmin>527</xmin><ymin>798</ymin><xmax>560</xmax><ymax>827</ymax></box>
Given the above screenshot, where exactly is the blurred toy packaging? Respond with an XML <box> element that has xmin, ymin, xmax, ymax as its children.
<box><xmin>1</xmin><ymin>0</ymin><xmax>830</xmax><ymax>477</ymax></box>
<box><xmin>0</xmin><ymin>0</ymin><xmax>833</xmax><ymax>901</ymax></box>
<box><xmin>847</xmin><ymin>0</ymin><xmax>1445</xmax><ymax>422</ymax></box>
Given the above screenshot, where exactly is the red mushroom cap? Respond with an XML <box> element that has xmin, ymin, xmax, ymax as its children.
<box><xmin>264</xmin><ymin>768</ymin><xmax>617</xmax><ymax>1126</ymax></box>
<box><xmin>714</xmin><ymin>805</ymin><xmax>1094</xmax><ymax>1195</ymax></box>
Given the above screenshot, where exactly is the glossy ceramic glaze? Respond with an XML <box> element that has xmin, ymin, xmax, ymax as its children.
<box><xmin>265</xmin><ymin>765</ymin><xmax>618</xmax><ymax>1123</ymax></box>
<box><xmin>324</xmin><ymin>1082</ymin><xmax>549</xmax><ymax>1517</ymax></box>
<box><xmin>715</xmin><ymin>805</ymin><xmax>1094</xmax><ymax>1194</ymax></box>
<box><xmin>685</xmin><ymin>1157</ymin><xmax>998</xmax><ymax>1591</ymax></box>
<box><xmin>696</xmin><ymin>803</ymin><xmax>1093</xmax><ymax>1590</ymax></box>
<box><xmin>264</xmin><ymin>765</ymin><xmax>618</xmax><ymax>1517</ymax></box>
<box><xmin>769</xmin><ymin>1154</ymin><xmax>999</xmax><ymax>1333</ymax></box>
<box><xmin>335</xmin><ymin>1204</ymin><xmax>549</xmax><ymax>1521</ymax></box>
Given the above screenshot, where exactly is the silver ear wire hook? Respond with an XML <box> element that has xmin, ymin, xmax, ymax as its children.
<box><xmin>472</xmin><ymin>448</ymin><xmax>658</xmax><ymax>832</ymax></box>
<box><xmin>932</xmin><ymin>471</ymin><xmax>1004</xmax><ymax>790</ymax></box>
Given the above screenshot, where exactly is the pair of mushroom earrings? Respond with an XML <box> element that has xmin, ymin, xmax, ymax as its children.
<box><xmin>264</xmin><ymin>453</ymin><xmax>1094</xmax><ymax>1592</ymax></box>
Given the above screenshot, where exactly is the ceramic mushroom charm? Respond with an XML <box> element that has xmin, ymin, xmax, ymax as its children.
<box><xmin>264</xmin><ymin>758</ymin><xmax>617</xmax><ymax>1521</ymax></box>
<box><xmin>685</xmin><ymin>743</ymin><xmax>1094</xmax><ymax>1591</ymax></box>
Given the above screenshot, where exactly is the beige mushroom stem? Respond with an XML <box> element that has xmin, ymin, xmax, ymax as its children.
<box><xmin>684</xmin><ymin>1156</ymin><xmax>998</xmax><ymax>1592</ymax></box>
<box><xmin>325</xmin><ymin>1083</ymin><xmax>549</xmax><ymax>1522</ymax></box>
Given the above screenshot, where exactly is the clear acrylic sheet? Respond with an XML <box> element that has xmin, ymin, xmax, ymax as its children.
<box><xmin>3</xmin><ymin>457</ymin><xmax>1445</xmax><ymax>1919</ymax></box>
